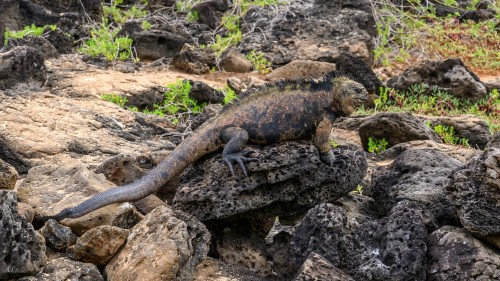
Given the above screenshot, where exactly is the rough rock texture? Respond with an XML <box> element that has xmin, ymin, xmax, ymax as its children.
<box><xmin>358</xmin><ymin>112</ymin><xmax>442</xmax><ymax>151</ymax></box>
<box><xmin>194</xmin><ymin>257</ymin><xmax>275</xmax><ymax>281</ymax></box>
<box><xmin>105</xmin><ymin>206</ymin><xmax>211</xmax><ymax>281</ymax></box>
<box><xmin>292</xmin><ymin>252</ymin><xmax>355</xmax><ymax>281</ymax></box>
<box><xmin>426</xmin><ymin>115</ymin><xmax>492</xmax><ymax>149</ymax></box>
<box><xmin>0</xmin><ymin>46</ymin><xmax>46</xmax><ymax>90</ymax></box>
<box><xmin>219</xmin><ymin>48</ymin><xmax>254</xmax><ymax>73</ymax></box>
<box><xmin>130</xmin><ymin>30</ymin><xmax>189</xmax><ymax>60</ymax></box>
<box><xmin>387</xmin><ymin>58</ymin><xmax>487</xmax><ymax>101</ymax></box>
<box><xmin>367</xmin><ymin>149</ymin><xmax>463</xmax><ymax>230</ymax></box>
<box><xmin>227</xmin><ymin>76</ymin><xmax>267</xmax><ymax>94</ymax></box>
<box><xmin>40</xmin><ymin>219</ymin><xmax>77</xmax><ymax>252</ymax></box>
<box><xmin>191</xmin><ymin>0</ymin><xmax>230</xmax><ymax>29</ymax></box>
<box><xmin>265</xmin><ymin>220</ymin><xmax>295</xmax><ymax>279</ymax></box>
<box><xmin>448</xmin><ymin>147</ymin><xmax>500</xmax><ymax>248</ymax></box>
<box><xmin>0</xmin><ymin>190</ymin><xmax>47</xmax><ymax>279</ymax></box>
<box><xmin>94</xmin><ymin>153</ymin><xmax>155</xmax><ymax>186</ymax></box>
<box><xmin>17</xmin><ymin>164</ymin><xmax>142</xmax><ymax>235</ymax></box>
<box><xmin>0</xmin><ymin>159</ymin><xmax>18</xmax><ymax>189</ymax></box>
<box><xmin>346</xmin><ymin>201</ymin><xmax>428</xmax><ymax>281</ymax></box>
<box><xmin>266</xmin><ymin>60</ymin><xmax>337</xmax><ymax>81</ymax></box>
<box><xmin>173</xmin><ymin>142</ymin><xmax>367</xmax><ymax>221</ymax></box>
<box><xmin>8</xmin><ymin>36</ymin><xmax>59</xmax><ymax>58</ymax></box>
<box><xmin>187</xmin><ymin>80</ymin><xmax>225</xmax><ymax>104</ymax></box>
<box><xmin>171</xmin><ymin>45</ymin><xmax>216</xmax><ymax>74</ymax></box>
<box><xmin>427</xmin><ymin>226</ymin><xmax>500</xmax><ymax>281</ymax></box>
<box><xmin>19</xmin><ymin>257</ymin><xmax>104</xmax><ymax>281</ymax></box>
<box><xmin>336</xmin><ymin>194</ymin><xmax>378</xmax><ymax>232</ymax></box>
<box><xmin>240</xmin><ymin>0</ymin><xmax>376</xmax><ymax>65</ymax></box>
<box><xmin>67</xmin><ymin>225</ymin><xmax>129</xmax><ymax>266</ymax></box>
<box><xmin>487</xmin><ymin>132</ymin><xmax>500</xmax><ymax>149</ymax></box>
<box><xmin>289</xmin><ymin>203</ymin><xmax>350</xmax><ymax>269</ymax></box>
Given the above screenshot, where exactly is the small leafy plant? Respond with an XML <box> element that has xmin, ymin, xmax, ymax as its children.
<box><xmin>3</xmin><ymin>24</ymin><xmax>56</xmax><ymax>46</ymax></box>
<box><xmin>432</xmin><ymin>124</ymin><xmax>470</xmax><ymax>147</ymax></box>
<box><xmin>101</xmin><ymin>93</ymin><xmax>128</xmax><ymax>107</ymax></box>
<box><xmin>367</xmin><ymin>137</ymin><xmax>389</xmax><ymax>154</ymax></box>
<box><xmin>245</xmin><ymin>50</ymin><xmax>272</xmax><ymax>74</ymax></box>
<box><xmin>222</xmin><ymin>86</ymin><xmax>237</xmax><ymax>104</ymax></box>
<box><xmin>351</xmin><ymin>184</ymin><xmax>364</xmax><ymax>195</ymax></box>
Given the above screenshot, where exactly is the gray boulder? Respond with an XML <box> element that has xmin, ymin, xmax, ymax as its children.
<box><xmin>0</xmin><ymin>190</ymin><xmax>47</xmax><ymax>279</ymax></box>
<box><xmin>292</xmin><ymin>252</ymin><xmax>355</xmax><ymax>281</ymax></box>
<box><xmin>40</xmin><ymin>219</ymin><xmax>77</xmax><ymax>252</ymax></box>
<box><xmin>0</xmin><ymin>46</ymin><xmax>46</xmax><ymax>90</ymax></box>
<box><xmin>426</xmin><ymin>115</ymin><xmax>492</xmax><ymax>149</ymax></box>
<box><xmin>18</xmin><ymin>257</ymin><xmax>103</xmax><ymax>281</ymax></box>
<box><xmin>173</xmin><ymin>142</ymin><xmax>367</xmax><ymax>221</ymax></box>
<box><xmin>346</xmin><ymin>200</ymin><xmax>427</xmax><ymax>281</ymax></box>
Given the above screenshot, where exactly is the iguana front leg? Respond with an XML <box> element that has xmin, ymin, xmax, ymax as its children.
<box><xmin>314</xmin><ymin>115</ymin><xmax>347</xmax><ymax>166</ymax></box>
<box><xmin>222</xmin><ymin>127</ymin><xmax>258</xmax><ymax>177</ymax></box>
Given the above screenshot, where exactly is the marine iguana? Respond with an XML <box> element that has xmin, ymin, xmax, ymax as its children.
<box><xmin>42</xmin><ymin>75</ymin><xmax>368</xmax><ymax>221</ymax></box>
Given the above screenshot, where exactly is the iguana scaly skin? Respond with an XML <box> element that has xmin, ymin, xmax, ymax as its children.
<box><xmin>42</xmin><ymin>75</ymin><xmax>368</xmax><ymax>221</ymax></box>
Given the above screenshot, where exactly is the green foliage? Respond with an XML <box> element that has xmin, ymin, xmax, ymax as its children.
<box><xmin>367</xmin><ymin>137</ymin><xmax>388</xmax><ymax>154</ymax></box>
<box><xmin>186</xmin><ymin>10</ymin><xmax>199</xmax><ymax>23</ymax></box>
<box><xmin>101</xmin><ymin>93</ymin><xmax>128</xmax><ymax>107</ymax></box>
<box><xmin>432</xmin><ymin>124</ymin><xmax>470</xmax><ymax>147</ymax></box>
<box><xmin>3</xmin><ymin>24</ymin><xmax>56</xmax><ymax>46</ymax></box>
<box><xmin>245</xmin><ymin>50</ymin><xmax>272</xmax><ymax>74</ymax></box>
<box><xmin>356</xmin><ymin>86</ymin><xmax>500</xmax><ymax>133</ymax></box>
<box><xmin>351</xmin><ymin>184</ymin><xmax>364</xmax><ymax>195</ymax></box>
<box><xmin>141</xmin><ymin>20</ymin><xmax>152</xmax><ymax>30</ymax></box>
<box><xmin>222</xmin><ymin>86</ymin><xmax>237</xmax><ymax>104</ymax></box>
<box><xmin>329</xmin><ymin>139</ymin><xmax>339</xmax><ymax>148</ymax></box>
<box><xmin>103</xmin><ymin>0</ymin><xmax>147</xmax><ymax>24</ymax></box>
<box><xmin>143</xmin><ymin>80</ymin><xmax>205</xmax><ymax>124</ymax></box>
<box><xmin>78</xmin><ymin>19</ymin><xmax>135</xmax><ymax>62</ymax></box>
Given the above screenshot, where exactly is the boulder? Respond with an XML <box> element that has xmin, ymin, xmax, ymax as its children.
<box><xmin>194</xmin><ymin>257</ymin><xmax>275</xmax><ymax>281</ymax></box>
<box><xmin>131</xmin><ymin>30</ymin><xmax>189</xmax><ymax>60</ymax></box>
<box><xmin>0</xmin><ymin>159</ymin><xmax>18</xmax><ymax>189</ymax></box>
<box><xmin>240</xmin><ymin>0</ymin><xmax>376</xmax><ymax>65</ymax></box>
<box><xmin>425</xmin><ymin>115</ymin><xmax>492</xmax><ymax>149</ymax></box>
<box><xmin>292</xmin><ymin>252</ymin><xmax>355</xmax><ymax>281</ymax></box>
<box><xmin>0</xmin><ymin>190</ymin><xmax>46</xmax><ymax>279</ymax></box>
<box><xmin>387</xmin><ymin>58</ymin><xmax>487</xmax><ymax>101</ymax></box>
<box><xmin>448</xmin><ymin>147</ymin><xmax>500</xmax><ymax>249</ymax></box>
<box><xmin>67</xmin><ymin>226</ymin><xmax>129</xmax><ymax>266</ymax></box>
<box><xmin>7</xmin><ymin>36</ymin><xmax>59</xmax><ymax>58</ymax></box>
<box><xmin>266</xmin><ymin>60</ymin><xmax>337</xmax><ymax>82</ymax></box>
<box><xmin>18</xmin><ymin>257</ymin><xmax>104</xmax><ymax>281</ymax></box>
<box><xmin>105</xmin><ymin>206</ymin><xmax>211</xmax><ymax>281</ymax></box>
<box><xmin>427</xmin><ymin>226</ymin><xmax>500</xmax><ymax>281</ymax></box>
<box><xmin>191</xmin><ymin>0</ymin><xmax>231</xmax><ymax>29</ymax></box>
<box><xmin>173</xmin><ymin>142</ymin><xmax>367</xmax><ymax>221</ymax></box>
<box><xmin>346</xmin><ymin>201</ymin><xmax>427</xmax><ymax>281</ymax></box>
<box><xmin>40</xmin><ymin>219</ymin><xmax>78</xmax><ymax>252</ymax></box>
<box><xmin>187</xmin><ymin>80</ymin><xmax>225</xmax><ymax>103</ymax></box>
<box><xmin>219</xmin><ymin>48</ymin><xmax>254</xmax><ymax>73</ymax></box>
<box><xmin>367</xmin><ymin>148</ymin><xmax>463</xmax><ymax>230</ymax></box>
<box><xmin>171</xmin><ymin>45</ymin><xmax>216</xmax><ymax>74</ymax></box>
<box><xmin>358</xmin><ymin>112</ymin><xmax>442</xmax><ymax>151</ymax></box>
<box><xmin>0</xmin><ymin>46</ymin><xmax>46</xmax><ymax>90</ymax></box>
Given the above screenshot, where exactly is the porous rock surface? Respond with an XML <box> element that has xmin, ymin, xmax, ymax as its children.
<box><xmin>367</xmin><ymin>148</ymin><xmax>463</xmax><ymax>230</ymax></box>
<box><xmin>289</xmin><ymin>203</ymin><xmax>350</xmax><ymax>269</ymax></box>
<box><xmin>448</xmin><ymin>146</ymin><xmax>500</xmax><ymax>248</ymax></box>
<box><xmin>40</xmin><ymin>219</ymin><xmax>77</xmax><ymax>252</ymax></box>
<box><xmin>358</xmin><ymin>112</ymin><xmax>442</xmax><ymax>151</ymax></box>
<box><xmin>0</xmin><ymin>190</ymin><xmax>47</xmax><ymax>279</ymax></box>
<box><xmin>0</xmin><ymin>158</ymin><xmax>18</xmax><ymax>189</ymax></box>
<box><xmin>346</xmin><ymin>200</ymin><xmax>428</xmax><ymax>281</ymax></box>
<box><xmin>67</xmin><ymin>225</ymin><xmax>129</xmax><ymax>265</ymax></box>
<box><xmin>105</xmin><ymin>205</ymin><xmax>211</xmax><ymax>281</ymax></box>
<box><xmin>240</xmin><ymin>0</ymin><xmax>376</xmax><ymax>65</ymax></box>
<box><xmin>0</xmin><ymin>46</ymin><xmax>46</xmax><ymax>90</ymax></box>
<box><xmin>292</xmin><ymin>252</ymin><xmax>354</xmax><ymax>281</ymax></box>
<box><xmin>18</xmin><ymin>257</ymin><xmax>104</xmax><ymax>281</ymax></box>
<box><xmin>427</xmin><ymin>226</ymin><xmax>500</xmax><ymax>281</ymax></box>
<box><xmin>387</xmin><ymin>58</ymin><xmax>487</xmax><ymax>101</ymax></box>
<box><xmin>173</xmin><ymin>142</ymin><xmax>367</xmax><ymax>221</ymax></box>
<box><xmin>426</xmin><ymin>115</ymin><xmax>492</xmax><ymax>149</ymax></box>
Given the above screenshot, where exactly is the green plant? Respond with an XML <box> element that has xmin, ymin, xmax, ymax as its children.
<box><xmin>186</xmin><ymin>10</ymin><xmax>199</xmax><ymax>23</ymax></box>
<box><xmin>222</xmin><ymin>86</ymin><xmax>237</xmax><ymax>104</ymax></box>
<box><xmin>329</xmin><ymin>139</ymin><xmax>339</xmax><ymax>148</ymax></box>
<box><xmin>245</xmin><ymin>50</ymin><xmax>272</xmax><ymax>74</ymax></box>
<box><xmin>141</xmin><ymin>20</ymin><xmax>152</xmax><ymax>30</ymax></box>
<box><xmin>78</xmin><ymin>19</ymin><xmax>135</xmax><ymax>62</ymax></box>
<box><xmin>3</xmin><ymin>24</ymin><xmax>56</xmax><ymax>46</ymax></box>
<box><xmin>432</xmin><ymin>124</ymin><xmax>470</xmax><ymax>147</ymax></box>
<box><xmin>367</xmin><ymin>137</ymin><xmax>388</xmax><ymax>154</ymax></box>
<box><xmin>103</xmin><ymin>0</ymin><xmax>147</xmax><ymax>24</ymax></box>
<box><xmin>351</xmin><ymin>184</ymin><xmax>364</xmax><ymax>195</ymax></box>
<box><xmin>101</xmin><ymin>93</ymin><xmax>128</xmax><ymax>107</ymax></box>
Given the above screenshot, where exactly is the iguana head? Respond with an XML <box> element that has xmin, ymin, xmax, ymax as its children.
<box><xmin>332</xmin><ymin>77</ymin><xmax>368</xmax><ymax>116</ymax></box>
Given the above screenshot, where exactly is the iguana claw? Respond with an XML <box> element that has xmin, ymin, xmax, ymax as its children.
<box><xmin>223</xmin><ymin>150</ymin><xmax>258</xmax><ymax>177</ymax></box>
<box><xmin>320</xmin><ymin>150</ymin><xmax>349</xmax><ymax>167</ymax></box>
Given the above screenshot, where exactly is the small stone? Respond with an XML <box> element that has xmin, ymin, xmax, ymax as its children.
<box><xmin>0</xmin><ymin>159</ymin><xmax>18</xmax><ymax>190</ymax></box>
<box><xmin>40</xmin><ymin>219</ymin><xmax>77</xmax><ymax>252</ymax></box>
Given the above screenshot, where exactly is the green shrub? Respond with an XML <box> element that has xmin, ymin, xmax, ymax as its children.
<box><xmin>3</xmin><ymin>24</ymin><xmax>56</xmax><ymax>46</ymax></box>
<box><xmin>245</xmin><ymin>50</ymin><xmax>272</xmax><ymax>74</ymax></box>
<box><xmin>222</xmin><ymin>86</ymin><xmax>237</xmax><ymax>104</ymax></box>
<box><xmin>101</xmin><ymin>93</ymin><xmax>128</xmax><ymax>107</ymax></box>
<box><xmin>432</xmin><ymin>124</ymin><xmax>470</xmax><ymax>147</ymax></box>
<box><xmin>367</xmin><ymin>137</ymin><xmax>388</xmax><ymax>154</ymax></box>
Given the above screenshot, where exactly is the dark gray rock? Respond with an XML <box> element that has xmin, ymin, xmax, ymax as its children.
<box><xmin>487</xmin><ymin>132</ymin><xmax>500</xmax><ymax>149</ymax></box>
<box><xmin>331</xmin><ymin>52</ymin><xmax>383</xmax><ymax>96</ymax></box>
<box><xmin>171</xmin><ymin>45</ymin><xmax>216</xmax><ymax>74</ymax></box>
<box><xmin>0</xmin><ymin>46</ymin><xmax>46</xmax><ymax>90</ymax></box>
<box><xmin>265</xmin><ymin>220</ymin><xmax>295</xmax><ymax>279</ymax></box>
<box><xmin>19</xmin><ymin>257</ymin><xmax>104</xmax><ymax>281</ymax></box>
<box><xmin>188</xmin><ymin>80</ymin><xmax>225</xmax><ymax>103</ymax></box>
<box><xmin>387</xmin><ymin>58</ymin><xmax>487</xmax><ymax>101</ymax></box>
<box><xmin>427</xmin><ymin>226</ymin><xmax>500</xmax><ymax>281</ymax></box>
<box><xmin>289</xmin><ymin>203</ymin><xmax>350</xmax><ymax>269</ymax></box>
<box><xmin>425</xmin><ymin>115</ymin><xmax>492</xmax><ymax>149</ymax></box>
<box><xmin>191</xmin><ymin>0</ymin><xmax>231</xmax><ymax>29</ymax></box>
<box><xmin>336</xmin><ymin>193</ymin><xmax>378</xmax><ymax>232</ymax></box>
<box><xmin>8</xmin><ymin>36</ymin><xmax>59</xmax><ymax>58</ymax></box>
<box><xmin>292</xmin><ymin>252</ymin><xmax>355</xmax><ymax>281</ymax></box>
<box><xmin>131</xmin><ymin>30</ymin><xmax>189</xmax><ymax>60</ymax></box>
<box><xmin>40</xmin><ymin>219</ymin><xmax>77</xmax><ymax>252</ymax></box>
<box><xmin>240</xmin><ymin>0</ymin><xmax>376</xmax><ymax>65</ymax></box>
<box><xmin>219</xmin><ymin>48</ymin><xmax>254</xmax><ymax>73</ymax></box>
<box><xmin>0</xmin><ymin>190</ymin><xmax>47</xmax><ymax>279</ymax></box>
<box><xmin>358</xmin><ymin>112</ymin><xmax>442</xmax><ymax>151</ymax></box>
<box><xmin>44</xmin><ymin>28</ymin><xmax>73</xmax><ymax>54</ymax></box>
<box><xmin>367</xmin><ymin>148</ymin><xmax>462</xmax><ymax>230</ymax></box>
<box><xmin>0</xmin><ymin>0</ymin><xmax>20</xmax><ymax>48</ymax></box>
<box><xmin>347</xmin><ymin>200</ymin><xmax>427</xmax><ymax>281</ymax></box>
<box><xmin>173</xmin><ymin>142</ymin><xmax>367</xmax><ymax>221</ymax></box>
<box><xmin>0</xmin><ymin>158</ymin><xmax>18</xmax><ymax>189</ymax></box>
<box><xmin>448</xmin><ymin>147</ymin><xmax>500</xmax><ymax>247</ymax></box>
